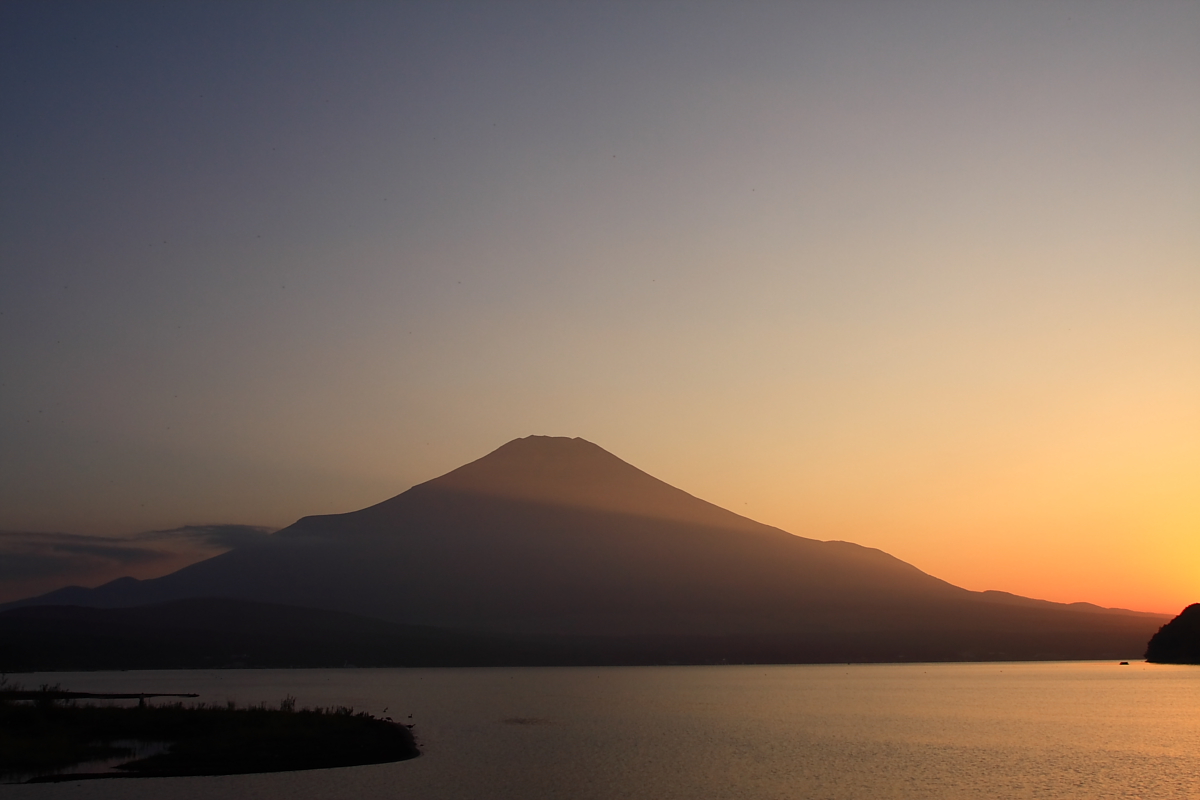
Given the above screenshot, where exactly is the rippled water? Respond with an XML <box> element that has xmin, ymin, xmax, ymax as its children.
<box><xmin>9</xmin><ymin>662</ymin><xmax>1200</xmax><ymax>799</ymax></box>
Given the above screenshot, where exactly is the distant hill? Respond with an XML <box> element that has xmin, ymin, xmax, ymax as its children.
<box><xmin>4</xmin><ymin>436</ymin><xmax>1169</xmax><ymax>663</ymax></box>
<box><xmin>1144</xmin><ymin>604</ymin><xmax>1200</xmax><ymax>664</ymax></box>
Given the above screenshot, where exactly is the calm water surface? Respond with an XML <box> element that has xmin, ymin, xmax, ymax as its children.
<box><xmin>9</xmin><ymin>662</ymin><xmax>1199</xmax><ymax>799</ymax></box>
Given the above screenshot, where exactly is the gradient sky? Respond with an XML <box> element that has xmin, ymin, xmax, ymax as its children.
<box><xmin>1</xmin><ymin>1</ymin><xmax>1196</xmax><ymax>613</ymax></box>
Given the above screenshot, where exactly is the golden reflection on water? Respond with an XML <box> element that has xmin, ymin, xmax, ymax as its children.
<box><xmin>10</xmin><ymin>662</ymin><xmax>1200</xmax><ymax>799</ymax></box>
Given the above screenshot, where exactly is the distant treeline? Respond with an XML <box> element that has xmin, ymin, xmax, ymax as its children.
<box><xmin>0</xmin><ymin>597</ymin><xmax>1163</xmax><ymax>672</ymax></box>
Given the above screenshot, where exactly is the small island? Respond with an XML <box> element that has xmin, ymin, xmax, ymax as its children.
<box><xmin>1</xmin><ymin>683</ymin><xmax>418</xmax><ymax>783</ymax></box>
<box><xmin>1144</xmin><ymin>604</ymin><xmax>1200</xmax><ymax>664</ymax></box>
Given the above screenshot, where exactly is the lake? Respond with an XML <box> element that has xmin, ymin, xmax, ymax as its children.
<box><xmin>8</xmin><ymin>662</ymin><xmax>1199</xmax><ymax>799</ymax></box>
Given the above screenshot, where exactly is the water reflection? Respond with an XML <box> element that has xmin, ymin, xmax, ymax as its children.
<box><xmin>7</xmin><ymin>662</ymin><xmax>1200</xmax><ymax>799</ymax></box>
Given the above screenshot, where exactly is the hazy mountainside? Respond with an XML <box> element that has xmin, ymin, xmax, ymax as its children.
<box><xmin>6</xmin><ymin>436</ymin><xmax>1167</xmax><ymax>662</ymax></box>
<box><xmin>0</xmin><ymin>599</ymin><xmax>602</xmax><ymax>671</ymax></box>
<box><xmin>1144</xmin><ymin>604</ymin><xmax>1200</xmax><ymax>664</ymax></box>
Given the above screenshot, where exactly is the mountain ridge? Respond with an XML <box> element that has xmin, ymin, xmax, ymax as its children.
<box><xmin>2</xmin><ymin>436</ymin><xmax>1168</xmax><ymax>661</ymax></box>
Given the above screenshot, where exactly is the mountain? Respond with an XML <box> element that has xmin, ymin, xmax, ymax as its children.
<box><xmin>6</xmin><ymin>436</ymin><xmax>1168</xmax><ymax>662</ymax></box>
<box><xmin>1144</xmin><ymin>604</ymin><xmax>1200</xmax><ymax>664</ymax></box>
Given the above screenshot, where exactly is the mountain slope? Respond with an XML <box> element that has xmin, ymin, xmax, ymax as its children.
<box><xmin>6</xmin><ymin>436</ymin><xmax>1166</xmax><ymax>661</ymax></box>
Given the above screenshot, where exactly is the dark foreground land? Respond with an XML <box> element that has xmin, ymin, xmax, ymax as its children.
<box><xmin>1144</xmin><ymin>603</ymin><xmax>1200</xmax><ymax>664</ymax></box>
<box><xmin>0</xmin><ymin>686</ymin><xmax>418</xmax><ymax>783</ymax></box>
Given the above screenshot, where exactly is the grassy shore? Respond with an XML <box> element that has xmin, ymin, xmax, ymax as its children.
<box><xmin>1</xmin><ymin>684</ymin><xmax>418</xmax><ymax>782</ymax></box>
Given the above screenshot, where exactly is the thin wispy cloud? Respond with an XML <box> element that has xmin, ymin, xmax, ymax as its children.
<box><xmin>0</xmin><ymin>531</ymin><xmax>169</xmax><ymax>578</ymax></box>
<box><xmin>0</xmin><ymin>525</ymin><xmax>275</xmax><ymax>602</ymax></box>
<box><xmin>133</xmin><ymin>524</ymin><xmax>274</xmax><ymax>549</ymax></box>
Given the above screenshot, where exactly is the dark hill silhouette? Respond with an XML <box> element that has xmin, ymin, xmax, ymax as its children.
<box><xmin>0</xmin><ymin>599</ymin><xmax>634</xmax><ymax>671</ymax></box>
<box><xmin>1144</xmin><ymin>604</ymin><xmax>1200</xmax><ymax>664</ymax></box>
<box><xmin>4</xmin><ymin>436</ymin><xmax>1168</xmax><ymax>662</ymax></box>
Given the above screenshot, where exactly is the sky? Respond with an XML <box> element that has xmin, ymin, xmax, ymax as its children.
<box><xmin>1</xmin><ymin>0</ymin><xmax>1196</xmax><ymax>613</ymax></box>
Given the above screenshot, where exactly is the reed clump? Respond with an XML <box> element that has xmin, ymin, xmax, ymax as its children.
<box><xmin>0</xmin><ymin>678</ymin><xmax>418</xmax><ymax>782</ymax></box>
